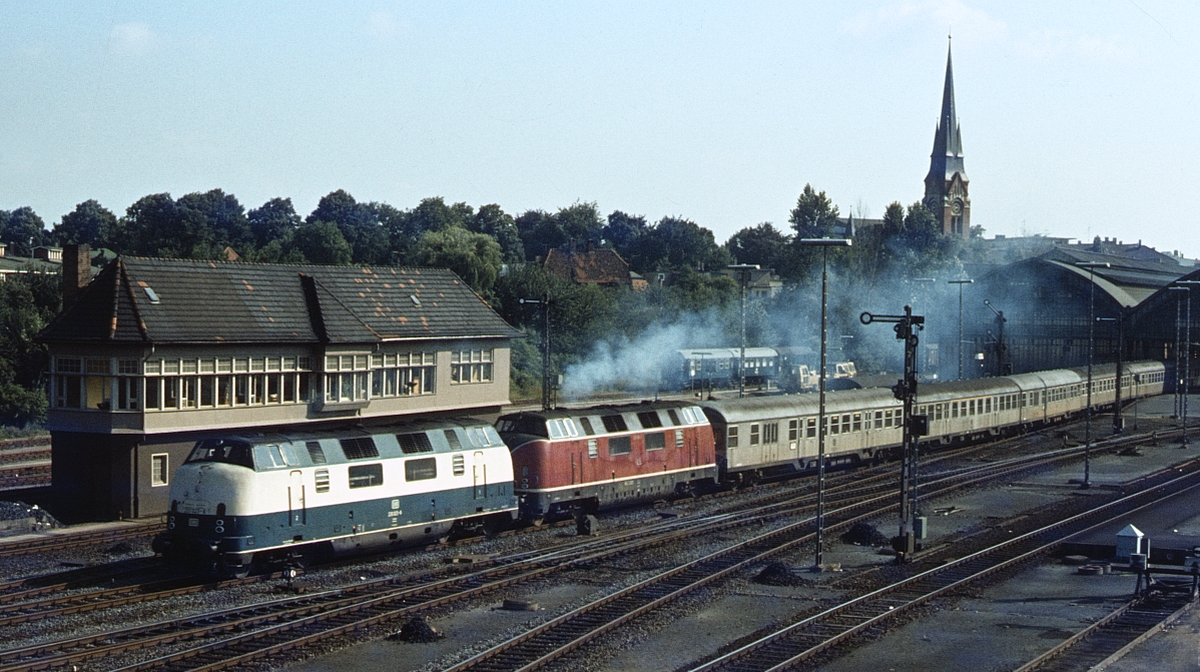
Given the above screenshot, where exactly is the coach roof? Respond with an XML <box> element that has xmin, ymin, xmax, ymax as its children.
<box><xmin>37</xmin><ymin>256</ymin><xmax>522</xmax><ymax>345</ymax></box>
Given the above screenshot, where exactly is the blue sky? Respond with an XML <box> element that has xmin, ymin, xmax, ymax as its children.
<box><xmin>2</xmin><ymin>2</ymin><xmax>1198</xmax><ymax>256</ymax></box>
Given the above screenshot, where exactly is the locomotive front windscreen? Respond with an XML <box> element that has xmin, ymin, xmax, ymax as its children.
<box><xmin>185</xmin><ymin>439</ymin><xmax>255</xmax><ymax>469</ymax></box>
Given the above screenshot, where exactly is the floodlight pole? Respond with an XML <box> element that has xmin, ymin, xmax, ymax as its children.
<box><xmin>949</xmin><ymin>279</ymin><xmax>974</xmax><ymax>380</ymax></box>
<box><xmin>728</xmin><ymin>264</ymin><xmax>760</xmax><ymax>399</ymax></box>
<box><xmin>1077</xmin><ymin>262</ymin><xmax>1110</xmax><ymax>488</ymax></box>
<box><xmin>519</xmin><ymin>295</ymin><xmax>553</xmax><ymax>411</ymax></box>
<box><xmin>797</xmin><ymin>239</ymin><xmax>851</xmax><ymax>570</ymax></box>
<box><xmin>1175</xmin><ymin>281</ymin><xmax>1200</xmax><ymax>445</ymax></box>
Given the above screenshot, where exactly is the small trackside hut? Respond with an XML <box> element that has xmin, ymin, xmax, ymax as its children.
<box><xmin>497</xmin><ymin>401</ymin><xmax>718</xmax><ymax>523</ymax></box>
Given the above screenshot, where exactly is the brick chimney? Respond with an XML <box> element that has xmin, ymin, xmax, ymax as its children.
<box><xmin>62</xmin><ymin>244</ymin><xmax>91</xmax><ymax>308</ymax></box>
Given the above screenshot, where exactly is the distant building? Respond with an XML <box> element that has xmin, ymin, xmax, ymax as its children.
<box><xmin>717</xmin><ymin>267</ymin><xmax>784</xmax><ymax>299</ymax></box>
<box><xmin>544</xmin><ymin>246</ymin><xmax>635</xmax><ymax>288</ymax></box>
<box><xmin>923</xmin><ymin>40</ymin><xmax>971</xmax><ymax>240</ymax></box>
<box><xmin>0</xmin><ymin>242</ymin><xmax>65</xmax><ymax>280</ymax></box>
<box><xmin>37</xmin><ymin>246</ymin><xmax>522</xmax><ymax>522</ymax></box>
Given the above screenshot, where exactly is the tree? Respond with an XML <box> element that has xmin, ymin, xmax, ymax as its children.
<box><xmin>54</xmin><ymin>200</ymin><xmax>116</xmax><ymax>247</ymax></box>
<box><xmin>788</xmin><ymin>184</ymin><xmax>841</xmax><ymax>239</ymax></box>
<box><xmin>414</xmin><ymin>226</ymin><xmax>503</xmax><ymax>298</ymax></box>
<box><xmin>1</xmin><ymin>207</ymin><xmax>49</xmax><ymax>257</ymax></box>
<box><xmin>470</xmin><ymin>204</ymin><xmax>524</xmax><ymax>263</ymax></box>
<box><xmin>642</xmin><ymin>216</ymin><xmax>731</xmax><ymax>272</ymax></box>
<box><xmin>177</xmin><ymin>189</ymin><xmax>252</xmax><ymax>256</ymax></box>
<box><xmin>515</xmin><ymin>209</ymin><xmax>567</xmax><ymax>262</ymax></box>
<box><xmin>0</xmin><ymin>269</ymin><xmax>59</xmax><ymax>426</ymax></box>
<box><xmin>248</xmin><ymin>198</ymin><xmax>301</xmax><ymax>248</ymax></box>
<box><xmin>556</xmin><ymin>201</ymin><xmax>604</xmax><ymax>245</ymax></box>
<box><xmin>602</xmin><ymin>211</ymin><xmax>648</xmax><ymax>267</ymax></box>
<box><xmin>308</xmin><ymin>190</ymin><xmax>390</xmax><ymax>265</ymax></box>
<box><xmin>116</xmin><ymin>193</ymin><xmax>212</xmax><ymax>258</ymax></box>
<box><xmin>725</xmin><ymin>222</ymin><xmax>790</xmax><ymax>268</ymax></box>
<box><xmin>293</xmin><ymin>220</ymin><xmax>352</xmax><ymax>265</ymax></box>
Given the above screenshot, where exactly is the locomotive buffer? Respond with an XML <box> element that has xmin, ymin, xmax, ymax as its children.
<box><xmin>862</xmin><ymin>306</ymin><xmax>929</xmax><ymax>562</ymax></box>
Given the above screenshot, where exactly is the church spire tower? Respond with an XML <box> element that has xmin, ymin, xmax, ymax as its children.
<box><xmin>924</xmin><ymin>38</ymin><xmax>970</xmax><ymax>239</ymax></box>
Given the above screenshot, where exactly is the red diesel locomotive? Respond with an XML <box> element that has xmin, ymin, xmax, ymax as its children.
<box><xmin>496</xmin><ymin>401</ymin><xmax>718</xmax><ymax>522</ymax></box>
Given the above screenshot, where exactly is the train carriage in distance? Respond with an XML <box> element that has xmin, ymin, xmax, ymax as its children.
<box><xmin>153</xmin><ymin>418</ymin><xmax>517</xmax><ymax>575</ymax></box>
<box><xmin>702</xmin><ymin>361</ymin><xmax>1166</xmax><ymax>484</ymax></box>
<box><xmin>497</xmin><ymin>401</ymin><xmax>718</xmax><ymax>522</ymax></box>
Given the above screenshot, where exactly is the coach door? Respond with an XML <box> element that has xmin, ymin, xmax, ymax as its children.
<box><xmin>288</xmin><ymin>470</ymin><xmax>306</xmax><ymax>526</ymax></box>
<box><xmin>472</xmin><ymin>451</ymin><xmax>487</xmax><ymax>499</ymax></box>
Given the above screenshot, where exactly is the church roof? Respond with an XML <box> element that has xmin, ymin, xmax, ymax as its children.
<box><xmin>37</xmin><ymin>256</ymin><xmax>522</xmax><ymax>345</ymax></box>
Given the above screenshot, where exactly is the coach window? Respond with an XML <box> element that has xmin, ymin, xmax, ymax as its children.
<box><xmin>806</xmin><ymin>418</ymin><xmax>816</xmax><ymax>438</ymax></box>
<box><xmin>727</xmin><ymin>426</ymin><xmax>738</xmax><ymax>448</ymax></box>
<box><xmin>646</xmin><ymin>432</ymin><xmax>666</xmax><ymax>451</ymax></box>
<box><xmin>608</xmin><ymin>436</ymin><xmax>632</xmax><ymax>455</ymax></box>
<box><xmin>151</xmin><ymin>454</ymin><xmax>169</xmax><ymax>486</ymax></box>
<box><xmin>951</xmin><ymin>402</ymin><xmax>959</xmax><ymax>418</ymax></box>
<box><xmin>788</xmin><ymin>419</ymin><xmax>798</xmax><ymax>441</ymax></box>
<box><xmin>852</xmin><ymin>413</ymin><xmax>861</xmax><ymax>432</ymax></box>
<box><xmin>874</xmin><ymin>411</ymin><xmax>882</xmax><ymax>429</ymax></box>
<box><xmin>749</xmin><ymin>423</ymin><xmax>760</xmax><ymax>445</ymax></box>
<box><xmin>829</xmin><ymin>416</ymin><xmax>839</xmax><ymax>435</ymax></box>
<box><xmin>350</xmin><ymin>463</ymin><xmax>385</xmax><ymax>487</ymax></box>
<box><xmin>404</xmin><ymin>458</ymin><xmax>437</xmax><ymax>482</ymax></box>
<box><xmin>842</xmin><ymin>414</ymin><xmax>851</xmax><ymax>432</ymax></box>
<box><xmin>588</xmin><ymin>439</ymin><xmax>598</xmax><ymax>458</ymax></box>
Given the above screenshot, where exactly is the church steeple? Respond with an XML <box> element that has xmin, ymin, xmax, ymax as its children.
<box><xmin>924</xmin><ymin>39</ymin><xmax>970</xmax><ymax>239</ymax></box>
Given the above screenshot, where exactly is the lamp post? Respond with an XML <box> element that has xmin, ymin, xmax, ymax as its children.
<box><xmin>519</xmin><ymin>295</ymin><xmax>553</xmax><ymax>411</ymax></box>
<box><xmin>983</xmin><ymin>299</ymin><xmax>1006</xmax><ymax>377</ymax></box>
<box><xmin>798</xmin><ymin>238</ymin><xmax>851</xmax><ymax>570</ymax></box>
<box><xmin>1077</xmin><ymin>261</ymin><xmax>1110</xmax><ymax>489</ymax></box>
<box><xmin>949</xmin><ymin>279</ymin><xmax>974</xmax><ymax>380</ymax></box>
<box><xmin>728</xmin><ymin>264</ymin><xmax>760</xmax><ymax>399</ymax></box>
<box><xmin>1174</xmin><ymin>281</ymin><xmax>1200</xmax><ymax>446</ymax></box>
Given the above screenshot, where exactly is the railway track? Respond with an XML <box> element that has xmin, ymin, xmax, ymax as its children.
<box><xmin>1013</xmin><ymin>588</ymin><xmax>1196</xmax><ymax>672</ymax></box>
<box><xmin>0</xmin><ymin>520</ymin><xmax>164</xmax><ymax>559</ymax></box>
<box><xmin>688</xmin><ymin>463</ymin><xmax>1200</xmax><ymax>672</ymax></box>
<box><xmin>0</xmin><ymin>438</ymin><xmax>1105</xmax><ymax>672</ymax></box>
<box><xmin>0</xmin><ymin>462</ymin><xmax>50</xmax><ymax>490</ymax></box>
<box><xmin>0</xmin><ymin>424</ymin><xmax>1177</xmax><ymax>671</ymax></box>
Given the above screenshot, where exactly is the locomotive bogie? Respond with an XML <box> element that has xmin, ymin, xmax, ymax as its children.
<box><xmin>154</xmin><ymin>419</ymin><xmax>518</xmax><ymax>574</ymax></box>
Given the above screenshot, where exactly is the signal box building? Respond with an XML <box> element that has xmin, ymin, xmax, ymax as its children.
<box><xmin>37</xmin><ymin>248</ymin><xmax>522</xmax><ymax>522</ymax></box>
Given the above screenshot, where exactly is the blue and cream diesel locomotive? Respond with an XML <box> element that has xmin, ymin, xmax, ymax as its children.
<box><xmin>152</xmin><ymin>418</ymin><xmax>517</xmax><ymax>575</ymax></box>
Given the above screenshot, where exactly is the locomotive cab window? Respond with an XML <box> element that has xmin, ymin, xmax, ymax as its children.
<box><xmin>255</xmin><ymin>445</ymin><xmax>288</xmax><ymax>469</ymax></box>
<box><xmin>349</xmin><ymin>463</ymin><xmax>383</xmax><ymax>488</ymax></box>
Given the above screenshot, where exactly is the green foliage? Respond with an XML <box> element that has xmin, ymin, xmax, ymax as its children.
<box><xmin>54</xmin><ymin>200</ymin><xmax>117</xmax><ymax>247</ymax></box>
<box><xmin>414</xmin><ymin>226</ymin><xmax>503</xmax><ymax>299</ymax></box>
<box><xmin>788</xmin><ymin>184</ymin><xmax>841</xmax><ymax>239</ymax></box>
<box><xmin>725</xmin><ymin>222</ymin><xmax>790</xmax><ymax>268</ymax></box>
<box><xmin>0</xmin><ymin>207</ymin><xmax>51</xmax><ymax>257</ymax></box>
<box><xmin>308</xmin><ymin>190</ymin><xmax>390</xmax><ymax>265</ymax></box>
<box><xmin>469</xmin><ymin>204</ymin><xmax>524</xmax><ymax>264</ymax></box>
<box><xmin>293</xmin><ymin>220</ymin><xmax>353</xmax><ymax>264</ymax></box>
<box><xmin>0</xmin><ymin>269</ymin><xmax>59</xmax><ymax>427</ymax></box>
<box><xmin>248</xmin><ymin>198</ymin><xmax>301</xmax><ymax>248</ymax></box>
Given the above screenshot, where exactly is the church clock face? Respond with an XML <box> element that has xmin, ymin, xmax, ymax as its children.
<box><xmin>951</xmin><ymin>199</ymin><xmax>963</xmax><ymax>215</ymax></box>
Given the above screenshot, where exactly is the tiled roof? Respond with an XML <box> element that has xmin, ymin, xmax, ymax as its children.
<box><xmin>544</xmin><ymin>248</ymin><xmax>631</xmax><ymax>286</ymax></box>
<box><xmin>38</xmin><ymin>257</ymin><xmax>521</xmax><ymax>345</ymax></box>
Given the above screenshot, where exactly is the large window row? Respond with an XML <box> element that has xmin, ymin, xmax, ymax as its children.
<box><xmin>450</xmin><ymin>349</ymin><xmax>493</xmax><ymax>384</ymax></box>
